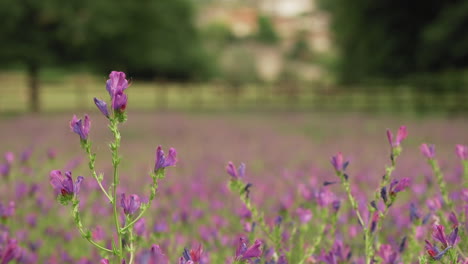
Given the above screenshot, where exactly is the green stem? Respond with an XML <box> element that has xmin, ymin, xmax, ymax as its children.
<box><xmin>83</xmin><ymin>141</ymin><xmax>113</xmax><ymax>202</ymax></box>
<box><xmin>337</xmin><ymin>170</ymin><xmax>370</xmax><ymax>264</ymax></box>
<box><xmin>428</xmin><ymin>159</ymin><xmax>452</xmax><ymax>209</ymax></box>
<box><xmin>127</xmin><ymin>216</ymin><xmax>135</xmax><ymax>264</ymax></box>
<box><xmin>298</xmin><ymin>210</ymin><xmax>329</xmax><ymax>264</ymax></box>
<box><xmin>72</xmin><ymin>200</ymin><xmax>113</xmax><ymax>254</ymax></box>
<box><xmin>110</xmin><ymin>118</ymin><xmax>123</xmax><ymax>258</ymax></box>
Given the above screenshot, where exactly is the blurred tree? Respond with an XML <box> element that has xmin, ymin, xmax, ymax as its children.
<box><xmin>86</xmin><ymin>0</ymin><xmax>213</xmax><ymax>81</ymax></box>
<box><xmin>0</xmin><ymin>0</ymin><xmax>87</xmax><ymax>112</ymax></box>
<box><xmin>0</xmin><ymin>0</ymin><xmax>212</xmax><ymax>112</ymax></box>
<box><xmin>321</xmin><ymin>0</ymin><xmax>468</xmax><ymax>85</ymax></box>
<box><xmin>256</xmin><ymin>15</ymin><xmax>279</xmax><ymax>44</ymax></box>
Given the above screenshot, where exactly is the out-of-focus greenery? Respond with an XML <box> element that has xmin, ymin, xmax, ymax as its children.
<box><xmin>255</xmin><ymin>15</ymin><xmax>279</xmax><ymax>44</ymax></box>
<box><xmin>320</xmin><ymin>0</ymin><xmax>468</xmax><ymax>88</ymax></box>
<box><xmin>0</xmin><ymin>0</ymin><xmax>213</xmax><ymax>80</ymax></box>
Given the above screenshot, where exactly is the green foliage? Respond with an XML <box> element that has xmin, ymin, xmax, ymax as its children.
<box><xmin>0</xmin><ymin>0</ymin><xmax>213</xmax><ymax>80</ymax></box>
<box><xmin>255</xmin><ymin>15</ymin><xmax>279</xmax><ymax>44</ymax></box>
<box><xmin>289</xmin><ymin>31</ymin><xmax>312</xmax><ymax>61</ymax></box>
<box><xmin>321</xmin><ymin>0</ymin><xmax>468</xmax><ymax>86</ymax></box>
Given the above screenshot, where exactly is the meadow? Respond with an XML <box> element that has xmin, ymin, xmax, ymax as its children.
<box><xmin>1</xmin><ymin>72</ymin><xmax>468</xmax><ymax>263</ymax></box>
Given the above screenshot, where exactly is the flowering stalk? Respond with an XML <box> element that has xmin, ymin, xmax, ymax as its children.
<box><xmin>109</xmin><ymin>116</ymin><xmax>124</xmax><ymax>258</ymax></box>
<box><xmin>421</xmin><ymin>144</ymin><xmax>452</xmax><ymax>209</ymax></box>
<box><xmin>456</xmin><ymin>145</ymin><xmax>468</xmax><ymax>188</ymax></box>
<box><xmin>230</xmin><ymin>179</ymin><xmax>281</xmax><ymax>254</ymax></box>
<box><xmin>297</xmin><ymin>208</ymin><xmax>329</xmax><ymax>264</ymax></box>
<box><xmin>331</xmin><ymin>152</ymin><xmax>371</xmax><ymax>264</ymax></box>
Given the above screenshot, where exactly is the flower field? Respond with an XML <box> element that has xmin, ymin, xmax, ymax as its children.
<box><xmin>1</xmin><ymin>72</ymin><xmax>468</xmax><ymax>264</ymax></box>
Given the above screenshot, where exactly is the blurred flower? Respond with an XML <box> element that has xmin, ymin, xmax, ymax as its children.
<box><xmin>370</xmin><ymin>211</ymin><xmax>379</xmax><ymax>233</ymax></box>
<box><xmin>93</xmin><ymin>98</ymin><xmax>109</xmax><ymax>118</ymax></box>
<box><xmin>226</xmin><ymin>162</ymin><xmax>245</xmax><ymax>179</ymax></box>
<box><xmin>386</xmin><ymin>126</ymin><xmax>407</xmax><ymax>148</ymax></box>
<box><xmin>0</xmin><ymin>164</ymin><xmax>10</xmax><ymax>178</ymax></box>
<box><xmin>91</xmin><ymin>226</ymin><xmax>105</xmax><ymax>241</ymax></box>
<box><xmin>70</xmin><ymin>115</ymin><xmax>91</xmax><ymax>141</ymax></box>
<box><xmin>0</xmin><ymin>238</ymin><xmax>19</xmax><ymax>263</ymax></box>
<box><xmin>49</xmin><ymin>170</ymin><xmax>83</xmax><ymax>199</ymax></box>
<box><xmin>330</xmin><ymin>152</ymin><xmax>348</xmax><ymax>172</ymax></box>
<box><xmin>182</xmin><ymin>244</ymin><xmax>203</xmax><ymax>263</ymax></box>
<box><xmin>456</xmin><ymin>144</ymin><xmax>468</xmax><ymax>160</ymax></box>
<box><xmin>47</xmin><ymin>148</ymin><xmax>57</xmax><ymax>160</ymax></box>
<box><xmin>378</xmin><ymin>244</ymin><xmax>398</xmax><ymax>264</ymax></box>
<box><xmin>120</xmin><ymin>194</ymin><xmax>141</xmax><ymax>215</ymax></box>
<box><xmin>0</xmin><ymin>201</ymin><xmax>15</xmax><ymax>219</ymax></box>
<box><xmin>234</xmin><ymin>237</ymin><xmax>262</xmax><ymax>261</ymax></box>
<box><xmin>420</xmin><ymin>143</ymin><xmax>435</xmax><ymax>159</ymax></box>
<box><xmin>425</xmin><ymin>240</ymin><xmax>449</xmax><ymax>260</ymax></box>
<box><xmin>154</xmin><ymin>146</ymin><xmax>177</xmax><ymax>172</ymax></box>
<box><xmin>145</xmin><ymin>244</ymin><xmax>168</xmax><ymax>264</ymax></box>
<box><xmin>4</xmin><ymin>152</ymin><xmax>14</xmax><ymax>164</ymax></box>
<box><xmin>100</xmin><ymin>259</ymin><xmax>109</xmax><ymax>264</ymax></box>
<box><xmin>134</xmin><ymin>218</ymin><xmax>146</xmax><ymax>237</ymax></box>
<box><xmin>296</xmin><ymin>208</ymin><xmax>312</xmax><ymax>224</ymax></box>
<box><xmin>389</xmin><ymin>178</ymin><xmax>411</xmax><ymax>196</ymax></box>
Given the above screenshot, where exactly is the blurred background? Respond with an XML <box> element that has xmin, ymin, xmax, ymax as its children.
<box><xmin>1</xmin><ymin>0</ymin><xmax>468</xmax><ymax>114</ymax></box>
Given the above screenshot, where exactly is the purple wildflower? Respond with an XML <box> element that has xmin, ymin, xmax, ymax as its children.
<box><xmin>456</xmin><ymin>144</ymin><xmax>468</xmax><ymax>160</ymax></box>
<box><xmin>330</xmin><ymin>152</ymin><xmax>346</xmax><ymax>172</ymax></box>
<box><xmin>0</xmin><ymin>239</ymin><xmax>19</xmax><ymax>263</ymax></box>
<box><xmin>147</xmin><ymin>245</ymin><xmax>168</xmax><ymax>264</ymax></box>
<box><xmin>296</xmin><ymin>208</ymin><xmax>313</xmax><ymax>224</ymax></box>
<box><xmin>4</xmin><ymin>152</ymin><xmax>14</xmax><ymax>164</ymax></box>
<box><xmin>386</xmin><ymin>126</ymin><xmax>408</xmax><ymax>148</ymax></box>
<box><xmin>100</xmin><ymin>259</ymin><xmax>109</xmax><ymax>264</ymax></box>
<box><xmin>226</xmin><ymin>162</ymin><xmax>246</xmax><ymax>179</ymax></box>
<box><xmin>181</xmin><ymin>244</ymin><xmax>203</xmax><ymax>263</ymax></box>
<box><xmin>120</xmin><ymin>194</ymin><xmax>141</xmax><ymax>215</ymax></box>
<box><xmin>106</xmin><ymin>71</ymin><xmax>129</xmax><ymax>113</ymax></box>
<box><xmin>93</xmin><ymin>98</ymin><xmax>109</xmax><ymax>118</ymax></box>
<box><xmin>154</xmin><ymin>146</ymin><xmax>177</xmax><ymax>172</ymax></box>
<box><xmin>49</xmin><ymin>170</ymin><xmax>84</xmax><ymax>198</ymax></box>
<box><xmin>134</xmin><ymin>218</ymin><xmax>146</xmax><ymax>236</ymax></box>
<box><xmin>389</xmin><ymin>178</ymin><xmax>411</xmax><ymax>196</ymax></box>
<box><xmin>0</xmin><ymin>164</ymin><xmax>10</xmax><ymax>178</ymax></box>
<box><xmin>378</xmin><ymin>244</ymin><xmax>398</xmax><ymax>264</ymax></box>
<box><xmin>234</xmin><ymin>237</ymin><xmax>262</xmax><ymax>261</ymax></box>
<box><xmin>425</xmin><ymin>240</ymin><xmax>450</xmax><ymax>260</ymax></box>
<box><xmin>70</xmin><ymin>115</ymin><xmax>91</xmax><ymax>141</ymax></box>
<box><xmin>420</xmin><ymin>143</ymin><xmax>436</xmax><ymax>159</ymax></box>
<box><xmin>0</xmin><ymin>201</ymin><xmax>15</xmax><ymax>219</ymax></box>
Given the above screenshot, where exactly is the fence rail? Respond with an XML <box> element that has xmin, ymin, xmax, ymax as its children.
<box><xmin>1</xmin><ymin>73</ymin><xmax>468</xmax><ymax>114</ymax></box>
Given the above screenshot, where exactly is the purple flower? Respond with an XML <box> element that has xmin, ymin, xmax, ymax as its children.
<box><xmin>182</xmin><ymin>244</ymin><xmax>203</xmax><ymax>263</ymax></box>
<box><xmin>92</xmin><ymin>226</ymin><xmax>105</xmax><ymax>241</ymax></box>
<box><xmin>0</xmin><ymin>239</ymin><xmax>19</xmax><ymax>263</ymax></box>
<box><xmin>0</xmin><ymin>164</ymin><xmax>10</xmax><ymax>178</ymax></box>
<box><xmin>456</xmin><ymin>144</ymin><xmax>468</xmax><ymax>160</ymax></box>
<box><xmin>389</xmin><ymin>178</ymin><xmax>411</xmax><ymax>196</ymax></box>
<box><xmin>146</xmin><ymin>245</ymin><xmax>168</xmax><ymax>264</ymax></box>
<box><xmin>234</xmin><ymin>237</ymin><xmax>262</xmax><ymax>261</ymax></box>
<box><xmin>331</xmin><ymin>152</ymin><xmax>348</xmax><ymax>172</ymax></box>
<box><xmin>420</xmin><ymin>143</ymin><xmax>435</xmax><ymax>159</ymax></box>
<box><xmin>425</xmin><ymin>240</ymin><xmax>449</xmax><ymax>260</ymax></box>
<box><xmin>106</xmin><ymin>71</ymin><xmax>129</xmax><ymax>96</ymax></box>
<box><xmin>134</xmin><ymin>218</ymin><xmax>146</xmax><ymax>236</ymax></box>
<box><xmin>4</xmin><ymin>152</ymin><xmax>14</xmax><ymax>164</ymax></box>
<box><xmin>49</xmin><ymin>170</ymin><xmax>84</xmax><ymax>198</ymax></box>
<box><xmin>100</xmin><ymin>259</ymin><xmax>109</xmax><ymax>264</ymax></box>
<box><xmin>370</xmin><ymin>211</ymin><xmax>379</xmax><ymax>233</ymax></box>
<box><xmin>106</xmin><ymin>71</ymin><xmax>129</xmax><ymax>113</ymax></box>
<box><xmin>387</xmin><ymin>126</ymin><xmax>408</xmax><ymax>148</ymax></box>
<box><xmin>378</xmin><ymin>244</ymin><xmax>398</xmax><ymax>264</ymax></box>
<box><xmin>94</xmin><ymin>98</ymin><xmax>109</xmax><ymax>118</ymax></box>
<box><xmin>70</xmin><ymin>115</ymin><xmax>91</xmax><ymax>141</ymax></box>
<box><xmin>120</xmin><ymin>193</ymin><xmax>141</xmax><ymax>215</ymax></box>
<box><xmin>0</xmin><ymin>201</ymin><xmax>15</xmax><ymax>219</ymax></box>
<box><xmin>154</xmin><ymin>146</ymin><xmax>177</xmax><ymax>172</ymax></box>
<box><xmin>47</xmin><ymin>148</ymin><xmax>56</xmax><ymax>160</ymax></box>
<box><xmin>296</xmin><ymin>208</ymin><xmax>313</xmax><ymax>224</ymax></box>
<box><xmin>226</xmin><ymin>162</ymin><xmax>246</xmax><ymax>179</ymax></box>
<box><xmin>432</xmin><ymin>224</ymin><xmax>458</xmax><ymax>249</ymax></box>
